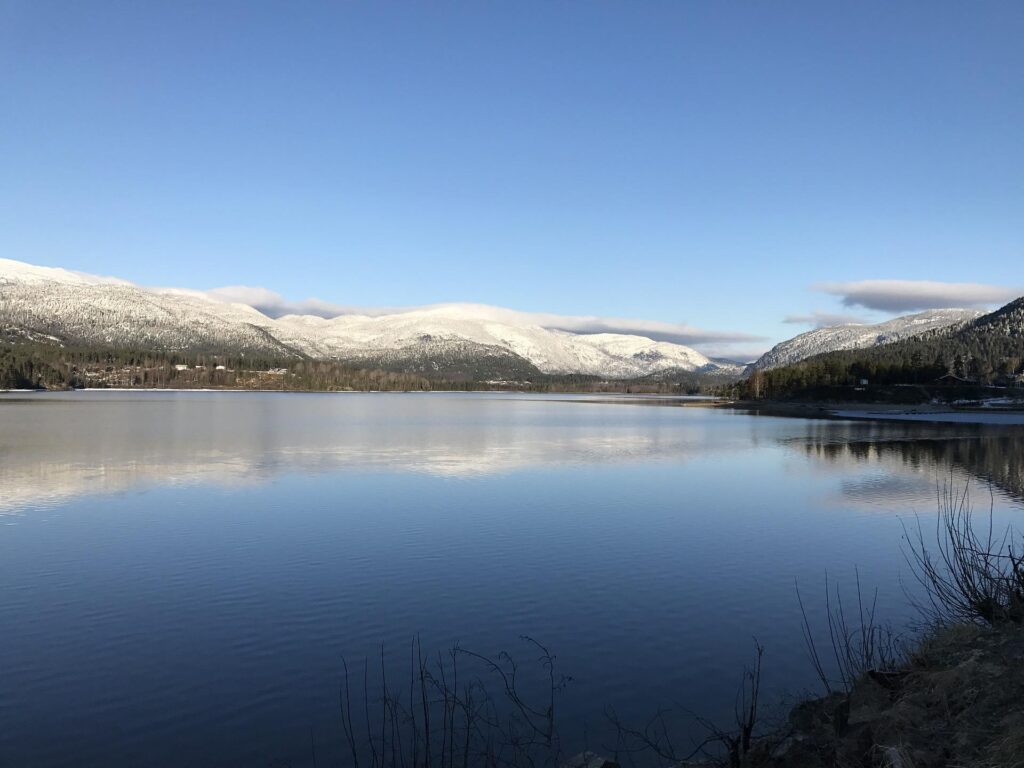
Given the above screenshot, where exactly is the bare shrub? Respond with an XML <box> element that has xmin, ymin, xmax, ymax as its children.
<box><xmin>339</xmin><ymin>635</ymin><xmax>570</xmax><ymax>768</ymax></box>
<box><xmin>605</xmin><ymin>640</ymin><xmax>766</xmax><ymax>768</ymax></box>
<box><xmin>903</xmin><ymin>479</ymin><xmax>1024</xmax><ymax>627</ymax></box>
<box><xmin>797</xmin><ymin>570</ymin><xmax>906</xmax><ymax>694</ymax></box>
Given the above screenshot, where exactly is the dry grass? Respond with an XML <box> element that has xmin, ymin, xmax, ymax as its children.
<box><xmin>973</xmin><ymin>712</ymin><xmax>1024</xmax><ymax>768</ymax></box>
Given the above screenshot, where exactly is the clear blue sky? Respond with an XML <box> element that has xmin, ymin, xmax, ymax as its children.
<box><xmin>2</xmin><ymin>2</ymin><xmax>1021</xmax><ymax>355</ymax></box>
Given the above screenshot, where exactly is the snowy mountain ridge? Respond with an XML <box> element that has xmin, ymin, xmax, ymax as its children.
<box><xmin>0</xmin><ymin>258</ymin><xmax>743</xmax><ymax>379</ymax></box>
<box><xmin>750</xmin><ymin>309</ymin><xmax>985</xmax><ymax>370</ymax></box>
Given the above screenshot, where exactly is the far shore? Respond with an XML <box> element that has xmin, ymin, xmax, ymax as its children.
<box><xmin>5</xmin><ymin>387</ymin><xmax>1024</xmax><ymax>425</ymax></box>
<box><xmin>709</xmin><ymin>398</ymin><xmax>1024</xmax><ymax>425</ymax></box>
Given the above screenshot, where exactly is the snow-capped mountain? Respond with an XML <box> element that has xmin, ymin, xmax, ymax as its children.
<box><xmin>0</xmin><ymin>259</ymin><xmax>743</xmax><ymax>379</ymax></box>
<box><xmin>750</xmin><ymin>309</ymin><xmax>984</xmax><ymax>370</ymax></box>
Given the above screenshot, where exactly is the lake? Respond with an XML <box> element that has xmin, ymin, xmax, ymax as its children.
<box><xmin>1</xmin><ymin>391</ymin><xmax>1022</xmax><ymax>767</ymax></box>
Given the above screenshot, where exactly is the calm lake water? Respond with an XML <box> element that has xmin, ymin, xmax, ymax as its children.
<box><xmin>1</xmin><ymin>391</ymin><xmax>1022</xmax><ymax>767</ymax></box>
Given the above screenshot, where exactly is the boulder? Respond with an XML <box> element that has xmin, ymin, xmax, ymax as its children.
<box><xmin>561</xmin><ymin>752</ymin><xmax>620</xmax><ymax>768</ymax></box>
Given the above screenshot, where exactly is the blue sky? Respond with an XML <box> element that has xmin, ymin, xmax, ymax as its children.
<box><xmin>2</xmin><ymin>2</ymin><xmax>1022</xmax><ymax>357</ymax></box>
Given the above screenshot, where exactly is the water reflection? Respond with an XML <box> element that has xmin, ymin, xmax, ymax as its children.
<box><xmin>792</xmin><ymin>427</ymin><xmax>1024</xmax><ymax>506</ymax></box>
<box><xmin>2</xmin><ymin>392</ymin><xmax>1023</xmax><ymax>514</ymax></box>
<box><xmin>0</xmin><ymin>392</ymin><xmax>736</xmax><ymax>512</ymax></box>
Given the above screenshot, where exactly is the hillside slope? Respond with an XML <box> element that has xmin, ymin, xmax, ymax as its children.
<box><xmin>0</xmin><ymin>258</ymin><xmax>742</xmax><ymax>380</ymax></box>
<box><xmin>752</xmin><ymin>309</ymin><xmax>983</xmax><ymax>370</ymax></box>
<box><xmin>740</xmin><ymin>297</ymin><xmax>1024</xmax><ymax>399</ymax></box>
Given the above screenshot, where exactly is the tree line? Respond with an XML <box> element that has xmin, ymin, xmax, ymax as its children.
<box><xmin>0</xmin><ymin>343</ymin><xmax>435</xmax><ymax>391</ymax></box>
<box><xmin>1</xmin><ymin>341</ymin><xmax>729</xmax><ymax>394</ymax></box>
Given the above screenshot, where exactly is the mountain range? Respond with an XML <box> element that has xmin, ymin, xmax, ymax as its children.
<box><xmin>1</xmin><ymin>258</ymin><xmax>1013</xmax><ymax>385</ymax></box>
<box><xmin>0</xmin><ymin>259</ymin><xmax>740</xmax><ymax>380</ymax></box>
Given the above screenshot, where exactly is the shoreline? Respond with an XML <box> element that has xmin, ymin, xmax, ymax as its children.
<box><xmin>5</xmin><ymin>387</ymin><xmax>1024</xmax><ymax>424</ymax></box>
<box><xmin>708</xmin><ymin>398</ymin><xmax>1024</xmax><ymax>425</ymax></box>
<box><xmin>735</xmin><ymin>621</ymin><xmax>1024</xmax><ymax>768</ymax></box>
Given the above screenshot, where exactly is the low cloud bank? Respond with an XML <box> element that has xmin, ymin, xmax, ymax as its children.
<box><xmin>783</xmin><ymin>310</ymin><xmax>871</xmax><ymax>328</ymax></box>
<box><xmin>816</xmin><ymin>280</ymin><xmax>1020</xmax><ymax>313</ymax></box>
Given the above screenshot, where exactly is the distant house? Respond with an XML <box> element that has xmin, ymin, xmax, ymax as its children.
<box><xmin>174</xmin><ymin>364</ymin><xmax>189</xmax><ymax>371</ymax></box>
<box><xmin>936</xmin><ymin>373</ymin><xmax>974</xmax><ymax>384</ymax></box>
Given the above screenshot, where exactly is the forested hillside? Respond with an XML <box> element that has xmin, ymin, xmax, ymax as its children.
<box><xmin>0</xmin><ymin>343</ymin><xmax>436</xmax><ymax>391</ymax></box>
<box><xmin>736</xmin><ymin>298</ymin><xmax>1024</xmax><ymax>400</ymax></box>
<box><xmin>0</xmin><ymin>341</ymin><xmax>723</xmax><ymax>394</ymax></box>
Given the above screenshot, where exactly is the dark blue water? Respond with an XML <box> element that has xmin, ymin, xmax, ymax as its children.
<box><xmin>1</xmin><ymin>391</ymin><xmax>1022</xmax><ymax>767</ymax></box>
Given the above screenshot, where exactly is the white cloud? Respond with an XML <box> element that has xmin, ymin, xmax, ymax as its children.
<box><xmin>428</xmin><ymin>305</ymin><xmax>766</xmax><ymax>347</ymax></box>
<box><xmin>783</xmin><ymin>310</ymin><xmax>871</xmax><ymax>328</ymax></box>
<box><xmin>70</xmin><ymin>270</ymin><xmax>133</xmax><ymax>286</ymax></box>
<box><xmin>816</xmin><ymin>280</ymin><xmax>1020</xmax><ymax>313</ymax></box>
<box><xmin>202</xmin><ymin>285</ymin><xmax>363</xmax><ymax>318</ymax></box>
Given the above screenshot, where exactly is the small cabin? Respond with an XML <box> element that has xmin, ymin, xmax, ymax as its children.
<box><xmin>936</xmin><ymin>373</ymin><xmax>973</xmax><ymax>384</ymax></box>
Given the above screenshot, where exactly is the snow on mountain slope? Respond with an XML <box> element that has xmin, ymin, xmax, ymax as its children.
<box><xmin>0</xmin><ymin>259</ymin><xmax>294</xmax><ymax>354</ymax></box>
<box><xmin>0</xmin><ymin>259</ymin><xmax>124</xmax><ymax>286</ymax></box>
<box><xmin>751</xmin><ymin>309</ymin><xmax>984</xmax><ymax>370</ymax></box>
<box><xmin>0</xmin><ymin>259</ymin><xmax>740</xmax><ymax>379</ymax></box>
<box><xmin>270</xmin><ymin>305</ymin><xmax>739</xmax><ymax>377</ymax></box>
<box><xmin>967</xmin><ymin>297</ymin><xmax>1024</xmax><ymax>338</ymax></box>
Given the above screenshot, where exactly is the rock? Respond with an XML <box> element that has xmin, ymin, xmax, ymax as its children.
<box><xmin>846</xmin><ymin>676</ymin><xmax>892</xmax><ymax>727</ymax></box>
<box><xmin>738</xmin><ymin>625</ymin><xmax>1024</xmax><ymax>768</ymax></box>
<box><xmin>560</xmin><ymin>752</ymin><xmax>620</xmax><ymax>768</ymax></box>
<box><xmin>786</xmin><ymin>691</ymin><xmax>848</xmax><ymax>735</ymax></box>
<box><xmin>867</xmin><ymin>669</ymin><xmax>908</xmax><ymax>690</ymax></box>
<box><xmin>880</xmin><ymin>745</ymin><xmax>911</xmax><ymax>768</ymax></box>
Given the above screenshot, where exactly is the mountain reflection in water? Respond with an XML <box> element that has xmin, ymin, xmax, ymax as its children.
<box><xmin>2</xmin><ymin>392</ymin><xmax>1022</xmax><ymax>512</ymax></box>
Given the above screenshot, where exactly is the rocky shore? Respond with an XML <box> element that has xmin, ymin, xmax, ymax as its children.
<box><xmin>748</xmin><ymin>622</ymin><xmax>1024</xmax><ymax>768</ymax></box>
<box><xmin>568</xmin><ymin>622</ymin><xmax>1024</xmax><ymax>768</ymax></box>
